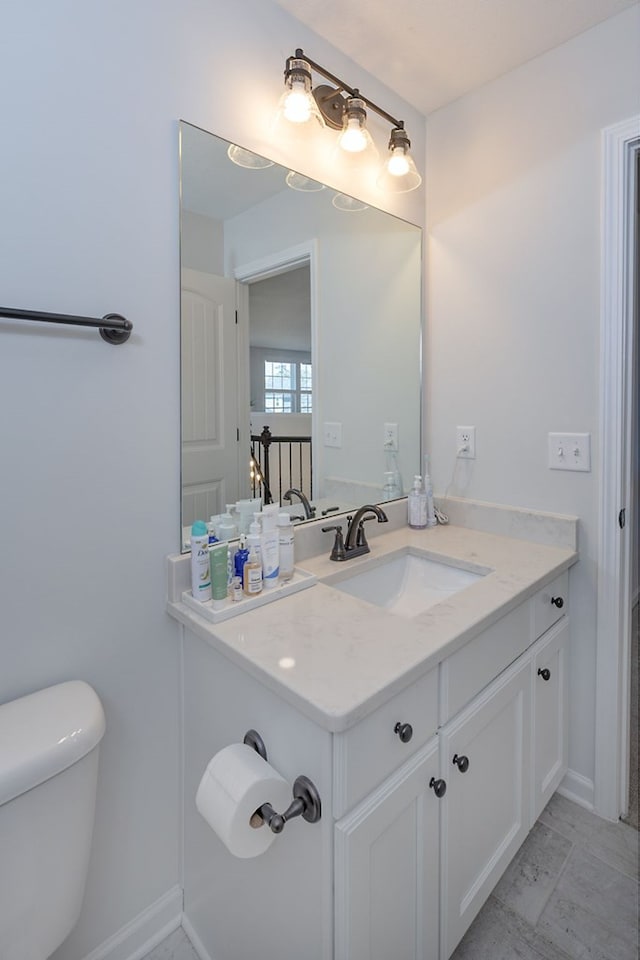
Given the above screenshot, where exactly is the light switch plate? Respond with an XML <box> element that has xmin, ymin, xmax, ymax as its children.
<box><xmin>323</xmin><ymin>422</ymin><xmax>342</xmax><ymax>448</ymax></box>
<box><xmin>548</xmin><ymin>432</ymin><xmax>591</xmax><ymax>472</ymax></box>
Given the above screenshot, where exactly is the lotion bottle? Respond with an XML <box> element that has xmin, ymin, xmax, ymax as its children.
<box><xmin>260</xmin><ymin>504</ymin><xmax>280</xmax><ymax>588</ymax></box>
<box><xmin>407</xmin><ymin>475</ymin><xmax>428</xmax><ymax>529</ymax></box>
<box><xmin>210</xmin><ymin>542</ymin><xmax>229</xmax><ymax>609</ymax></box>
<box><xmin>277</xmin><ymin>513</ymin><xmax>295</xmax><ymax>582</ymax></box>
<box><xmin>190</xmin><ymin>521</ymin><xmax>212</xmax><ymax>602</ymax></box>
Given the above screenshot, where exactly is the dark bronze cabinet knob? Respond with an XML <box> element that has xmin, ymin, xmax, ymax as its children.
<box><xmin>429</xmin><ymin>777</ymin><xmax>447</xmax><ymax>798</ymax></box>
<box><xmin>537</xmin><ymin>667</ymin><xmax>551</xmax><ymax>681</ymax></box>
<box><xmin>394</xmin><ymin>722</ymin><xmax>413</xmax><ymax>743</ymax></box>
<box><xmin>452</xmin><ymin>753</ymin><xmax>470</xmax><ymax>773</ymax></box>
<box><xmin>550</xmin><ymin>596</ymin><xmax>564</xmax><ymax>609</ymax></box>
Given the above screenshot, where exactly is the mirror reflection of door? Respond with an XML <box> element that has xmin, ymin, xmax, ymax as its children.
<box><xmin>181</xmin><ymin>268</ymin><xmax>241</xmax><ymax>526</ymax></box>
<box><xmin>242</xmin><ymin>263</ymin><xmax>314</xmax><ymax>506</ymax></box>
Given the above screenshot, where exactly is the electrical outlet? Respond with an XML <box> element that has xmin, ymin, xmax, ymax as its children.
<box><xmin>383</xmin><ymin>422</ymin><xmax>398</xmax><ymax>451</ymax></box>
<box><xmin>323</xmin><ymin>422</ymin><xmax>342</xmax><ymax>448</ymax></box>
<box><xmin>456</xmin><ymin>426</ymin><xmax>476</xmax><ymax>459</ymax></box>
<box><xmin>548</xmin><ymin>432</ymin><xmax>591</xmax><ymax>472</ymax></box>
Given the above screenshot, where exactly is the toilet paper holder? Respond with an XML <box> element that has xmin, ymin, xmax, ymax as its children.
<box><xmin>243</xmin><ymin>730</ymin><xmax>322</xmax><ymax>834</ymax></box>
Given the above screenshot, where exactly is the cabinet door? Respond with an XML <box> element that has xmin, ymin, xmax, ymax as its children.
<box><xmin>440</xmin><ymin>659</ymin><xmax>531</xmax><ymax>959</ymax></box>
<box><xmin>335</xmin><ymin>739</ymin><xmax>440</xmax><ymax>960</ymax></box>
<box><xmin>531</xmin><ymin>618</ymin><xmax>569</xmax><ymax>822</ymax></box>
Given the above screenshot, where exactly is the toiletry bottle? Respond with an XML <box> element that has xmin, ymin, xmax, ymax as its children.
<box><xmin>243</xmin><ymin>539</ymin><xmax>263</xmax><ymax>596</ymax></box>
<box><xmin>407</xmin><ymin>475</ymin><xmax>428</xmax><ymax>529</ymax></box>
<box><xmin>210</xmin><ymin>542</ymin><xmax>229</xmax><ymax>609</ymax></box>
<box><xmin>208</xmin><ymin>516</ymin><xmax>220</xmax><ymax>544</ymax></box>
<box><xmin>277</xmin><ymin>513</ymin><xmax>295</xmax><ymax>582</ymax></box>
<box><xmin>217</xmin><ymin>509</ymin><xmax>237</xmax><ymax>542</ymax></box>
<box><xmin>190</xmin><ymin>521</ymin><xmax>212</xmax><ymax>602</ymax></box>
<box><xmin>234</xmin><ymin>535</ymin><xmax>249</xmax><ymax>582</ymax></box>
<box><xmin>423</xmin><ymin>455</ymin><xmax>437</xmax><ymax>527</ymax></box>
<box><xmin>382</xmin><ymin>471</ymin><xmax>398</xmax><ymax>501</ymax></box>
<box><xmin>260</xmin><ymin>504</ymin><xmax>280</xmax><ymax>589</ymax></box>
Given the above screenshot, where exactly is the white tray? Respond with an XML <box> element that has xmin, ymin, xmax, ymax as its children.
<box><xmin>182</xmin><ymin>566</ymin><xmax>317</xmax><ymax>623</ymax></box>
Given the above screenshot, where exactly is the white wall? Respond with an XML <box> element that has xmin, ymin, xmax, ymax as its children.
<box><xmin>426</xmin><ymin>6</ymin><xmax>640</xmax><ymax>799</ymax></box>
<box><xmin>0</xmin><ymin>2</ymin><xmax>425</xmax><ymax>958</ymax></box>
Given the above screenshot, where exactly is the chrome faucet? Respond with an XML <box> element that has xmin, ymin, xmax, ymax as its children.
<box><xmin>323</xmin><ymin>503</ymin><xmax>388</xmax><ymax>561</ymax></box>
<box><xmin>283</xmin><ymin>488</ymin><xmax>315</xmax><ymax>519</ymax></box>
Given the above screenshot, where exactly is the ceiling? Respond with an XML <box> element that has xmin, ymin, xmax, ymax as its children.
<box><xmin>273</xmin><ymin>0</ymin><xmax>637</xmax><ymax>115</ymax></box>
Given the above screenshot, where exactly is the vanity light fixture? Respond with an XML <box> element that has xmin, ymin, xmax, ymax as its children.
<box><xmin>278</xmin><ymin>49</ymin><xmax>422</xmax><ymax>193</ymax></box>
<box><xmin>227</xmin><ymin>143</ymin><xmax>275</xmax><ymax>169</ymax></box>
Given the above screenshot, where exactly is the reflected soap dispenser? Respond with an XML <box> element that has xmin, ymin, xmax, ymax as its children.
<box><xmin>407</xmin><ymin>475</ymin><xmax>427</xmax><ymax>529</ymax></box>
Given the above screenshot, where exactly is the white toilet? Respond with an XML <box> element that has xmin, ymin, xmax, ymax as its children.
<box><xmin>0</xmin><ymin>680</ymin><xmax>106</xmax><ymax>960</ymax></box>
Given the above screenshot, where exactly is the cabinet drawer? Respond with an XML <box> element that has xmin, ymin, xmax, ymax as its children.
<box><xmin>531</xmin><ymin>571</ymin><xmax>568</xmax><ymax>639</ymax></box>
<box><xmin>440</xmin><ymin>602</ymin><xmax>530</xmax><ymax>723</ymax></box>
<box><xmin>333</xmin><ymin>668</ymin><xmax>438</xmax><ymax>817</ymax></box>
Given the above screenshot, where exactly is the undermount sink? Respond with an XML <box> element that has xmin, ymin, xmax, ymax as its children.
<box><xmin>331</xmin><ymin>551</ymin><xmax>488</xmax><ymax>619</ymax></box>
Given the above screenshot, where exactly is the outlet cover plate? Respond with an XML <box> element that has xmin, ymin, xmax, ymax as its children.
<box><xmin>548</xmin><ymin>432</ymin><xmax>591</xmax><ymax>471</ymax></box>
<box><xmin>456</xmin><ymin>425</ymin><xmax>476</xmax><ymax>459</ymax></box>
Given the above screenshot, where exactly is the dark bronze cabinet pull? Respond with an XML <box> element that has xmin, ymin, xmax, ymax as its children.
<box><xmin>394</xmin><ymin>722</ymin><xmax>413</xmax><ymax>743</ymax></box>
<box><xmin>429</xmin><ymin>777</ymin><xmax>447</xmax><ymax>798</ymax></box>
<box><xmin>452</xmin><ymin>753</ymin><xmax>470</xmax><ymax>773</ymax></box>
<box><xmin>538</xmin><ymin>667</ymin><xmax>551</xmax><ymax>681</ymax></box>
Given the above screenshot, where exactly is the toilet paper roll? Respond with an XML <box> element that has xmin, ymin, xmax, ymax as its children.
<box><xmin>195</xmin><ymin>742</ymin><xmax>291</xmax><ymax>858</ymax></box>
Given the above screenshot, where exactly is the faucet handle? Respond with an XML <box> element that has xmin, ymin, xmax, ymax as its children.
<box><xmin>322</xmin><ymin>524</ymin><xmax>346</xmax><ymax>561</ymax></box>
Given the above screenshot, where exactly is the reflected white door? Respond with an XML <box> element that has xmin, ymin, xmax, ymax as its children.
<box><xmin>181</xmin><ymin>268</ymin><xmax>240</xmax><ymax>526</ymax></box>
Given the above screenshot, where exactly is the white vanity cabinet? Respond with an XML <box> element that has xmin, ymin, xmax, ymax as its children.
<box><xmin>334</xmin><ymin>573</ymin><xmax>569</xmax><ymax>960</ymax></box>
<box><xmin>176</xmin><ymin>559</ymin><xmax>571</xmax><ymax>960</ymax></box>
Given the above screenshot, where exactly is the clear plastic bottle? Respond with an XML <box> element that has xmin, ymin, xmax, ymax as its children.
<box><xmin>407</xmin><ymin>475</ymin><xmax>428</xmax><ymax>529</ymax></box>
<box><xmin>423</xmin><ymin>455</ymin><xmax>437</xmax><ymax>528</ymax></box>
<box><xmin>277</xmin><ymin>513</ymin><xmax>295</xmax><ymax>582</ymax></box>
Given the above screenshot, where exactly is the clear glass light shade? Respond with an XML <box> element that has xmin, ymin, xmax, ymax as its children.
<box><xmin>377</xmin><ymin>145</ymin><xmax>422</xmax><ymax>193</ymax></box>
<box><xmin>277</xmin><ymin>60</ymin><xmax>324</xmax><ymax>128</ymax></box>
<box><xmin>337</xmin><ymin>97</ymin><xmax>377</xmax><ymax>159</ymax></box>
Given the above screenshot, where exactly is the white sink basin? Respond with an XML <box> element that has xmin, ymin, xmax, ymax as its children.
<box><xmin>331</xmin><ymin>552</ymin><xmax>487</xmax><ymax>619</ymax></box>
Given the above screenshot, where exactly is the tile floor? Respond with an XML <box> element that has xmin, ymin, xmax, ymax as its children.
<box><xmin>143</xmin><ymin>795</ymin><xmax>639</xmax><ymax>960</ymax></box>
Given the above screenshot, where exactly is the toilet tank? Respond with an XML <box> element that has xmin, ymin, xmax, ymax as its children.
<box><xmin>0</xmin><ymin>681</ymin><xmax>106</xmax><ymax>960</ymax></box>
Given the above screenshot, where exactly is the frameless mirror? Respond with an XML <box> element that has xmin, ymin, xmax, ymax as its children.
<box><xmin>180</xmin><ymin>120</ymin><xmax>422</xmax><ymax>550</ymax></box>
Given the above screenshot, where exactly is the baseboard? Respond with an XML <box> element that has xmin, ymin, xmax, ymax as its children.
<box><xmin>557</xmin><ymin>768</ymin><xmax>595</xmax><ymax>812</ymax></box>
<box><xmin>181</xmin><ymin>915</ymin><xmax>214</xmax><ymax>960</ymax></box>
<box><xmin>83</xmin><ymin>885</ymin><xmax>183</xmax><ymax>960</ymax></box>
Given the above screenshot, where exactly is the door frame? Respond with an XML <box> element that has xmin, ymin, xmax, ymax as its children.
<box><xmin>594</xmin><ymin>115</ymin><xmax>640</xmax><ymax>821</ymax></box>
<box><xmin>234</xmin><ymin>241</ymin><xmax>320</xmax><ymax>498</ymax></box>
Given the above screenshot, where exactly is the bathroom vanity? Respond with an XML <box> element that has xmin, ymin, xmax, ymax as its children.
<box><xmin>167</xmin><ymin>508</ymin><xmax>576</xmax><ymax>960</ymax></box>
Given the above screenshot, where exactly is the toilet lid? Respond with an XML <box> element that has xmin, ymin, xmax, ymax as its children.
<box><xmin>0</xmin><ymin>680</ymin><xmax>105</xmax><ymax>806</ymax></box>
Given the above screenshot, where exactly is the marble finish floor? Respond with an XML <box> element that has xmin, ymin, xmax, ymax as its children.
<box><xmin>143</xmin><ymin>795</ymin><xmax>639</xmax><ymax>960</ymax></box>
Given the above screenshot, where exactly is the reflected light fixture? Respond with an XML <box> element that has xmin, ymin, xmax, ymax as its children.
<box><xmin>227</xmin><ymin>143</ymin><xmax>275</xmax><ymax>169</ymax></box>
<box><xmin>278</xmin><ymin>49</ymin><xmax>421</xmax><ymax>193</ymax></box>
<box><xmin>285</xmin><ymin>170</ymin><xmax>325</xmax><ymax>192</ymax></box>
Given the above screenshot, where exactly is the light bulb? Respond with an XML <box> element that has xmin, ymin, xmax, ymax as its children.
<box><xmin>283</xmin><ymin>79</ymin><xmax>314</xmax><ymax>123</ymax></box>
<box><xmin>339</xmin><ymin>117</ymin><xmax>368</xmax><ymax>153</ymax></box>
<box><xmin>387</xmin><ymin>147</ymin><xmax>410</xmax><ymax>177</ymax></box>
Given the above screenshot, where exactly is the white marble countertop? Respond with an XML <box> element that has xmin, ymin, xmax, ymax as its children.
<box><xmin>167</xmin><ymin>517</ymin><xmax>577</xmax><ymax>732</ymax></box>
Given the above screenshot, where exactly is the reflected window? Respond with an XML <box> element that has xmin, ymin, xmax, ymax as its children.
<box><xmin>264</xmin><ymin>360</ymin><xmax>312</xmax><ymax>413</ymax></box>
